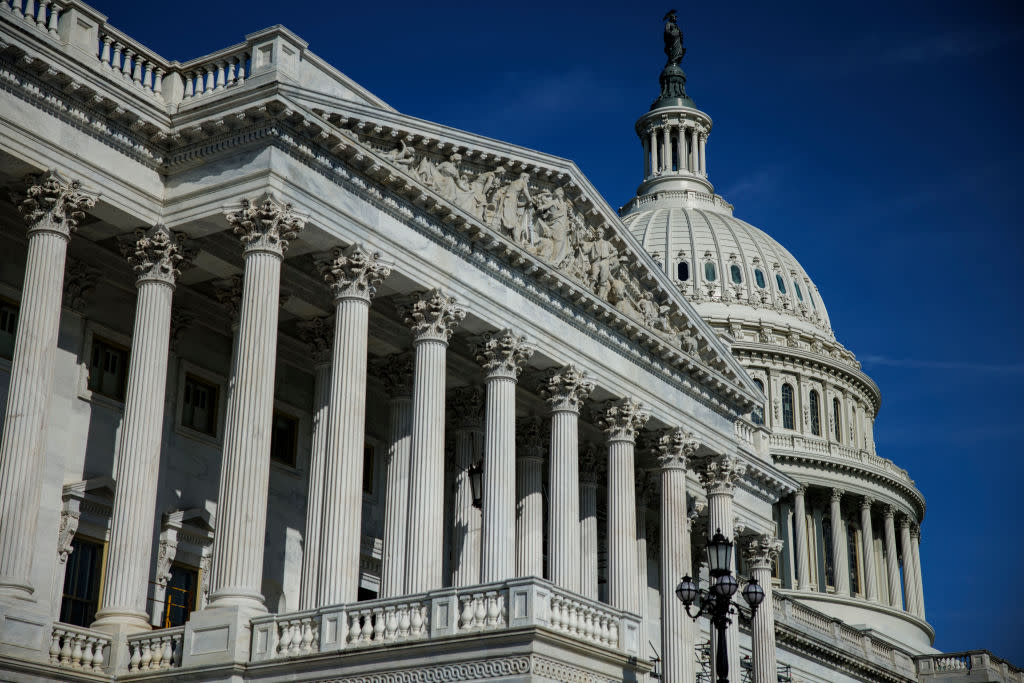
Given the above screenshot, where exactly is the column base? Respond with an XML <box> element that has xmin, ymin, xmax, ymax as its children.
<box><xmin>0</xmin><ymin>579</ymin><xmax>35</xmax><ymax>603</ymax></box>
<box><xmin>182</xmin><ymin>603</ymin><xmax>265</xmax><ymax>667</ymax></box>
<box><xmin>90</xmin><ymin>608</ymin><xmax>151</xmax><ymax>635</ymax></box>
<box><xmin>0</xmin><ymin>602</ymin><xmax>50</xmax><ymax>663</ymax></box>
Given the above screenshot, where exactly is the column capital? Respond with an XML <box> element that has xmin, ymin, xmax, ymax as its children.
<box><xmin>830</xmin><ymin>487</ymin><xmax>845</xmax><ymax>503</ymax></box>
<box><xmin>448</xmin><ymin>385</ymin><xmax>484</xmax><ymax>430</ymax></box>
<box><xmin>882</xmin><ymin>504</ymin><xmax>897</xmax><ymax>520</ymax></box>
<box><xmin>121</xmin><ymin>225</ymin><xmax>190</xmax><ymax>287</ymax></box>
<box><xmin>298</xmin><ymin>316</ymin><xmax>334</xmax><ymax>366</ymax></box>
<box><xmin>539</xmin><ymin>364</ymin><xmax>594</xmax><ymax>413</ymax></box>
<box><xmin>372</xmin><ymin>352</ymin><xmax>415</xmax><ymax>399</ymax></box>
<box><xmin>898</xmin><ymin>514</ymin><xmax>913</xmax><ymax>530</ymax></box>
<box><xmin>861</xmin><ymin>495</ymin><xmax>875</xmax><ymax>510</ymax></box>
<box><xmin>597</xmin><ymin>398</ymin><xmax>650</xmax><ymax>443</ymax></box>
<box><xmin>515</xmin><ymin>415</ymin><xmax>546</xmax><ymax>462</ymax></box>
<box><xmin>697</xmin><ymin>453</ymin><xmax>745</xmax><ymax>494</ymax></box>
<box><xmin>14</xmin><ymin>169</ymin><xmax>96</xmax><ymax>239</ymax></box>
<box><xmin>655</xmin><ymin>427</ymin><xmax>699</xmax><ymax>470</ymax></box>
<box><xmin>225</xmin><ymin>192</ymin><xmax>305</xmax><ymax>256</ymax></box>
<box><xmin>911</xmin><ymin>524</ymin><xmax>921</xmax><ymax>540</ymax></box>
<box><xmin>743</xmin><ymin>534</ymin><xmax>783</xmax><ymax>571</ymax></box>
<box><xmin>400</xmin><ymin>289</ymin><xmax>465</xmax><ymax>343</ymax></box>
<box><xmin>795</xmin><ymin>482</ymin><xmax>808</xmax><ymax>496</ymax></box>
<box><xmin>474</xmin><ymin>329</ymin><xmax>534</xmax><ymax>380</ymax></box>
<box><xmin>319</xmin><ymin>243</ymin><xmax>392</xmax><ymax>302</ymax></box>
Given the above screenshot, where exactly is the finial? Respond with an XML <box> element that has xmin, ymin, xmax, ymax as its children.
<box><xmin>651</xmin><ymin>10</ymin><xmax>695</xmax><ymax>110</ymax></box>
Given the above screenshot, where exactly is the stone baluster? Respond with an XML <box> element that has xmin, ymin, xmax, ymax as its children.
<box><xmin>375</xmin><ymin>353</ymin><xmax>415</xmax><ymax>598</ymax></box>
<box><xmin>911</xmin><ymin>525</ymin><xmax>925</xmax><ymax>619</ymax></box>
<box><xmin>745</xmin><ymin>535</ymin><xmax>784</xmax><ymax>683</ymax></box>
<box><xmin>449</xmin><ymin>387</ymin><xmax>484</xmax><ymax>587</ymax></box>
<box><xmin>46</xmin><ymin>1</ymin><xmax>59</xmax><ymax>35</ymax></box>
<box><xmin>578</xmin><ymin>444</ymin><xmax>600</xmax><ymax>600</ymax></box>
<box><xmin>317</xmin><ymin>245</ymin><xmax>392</xmax><ymax>605</ymax></box>
<box><xmin>793</xmin><ymin>484</ymin><xmax>813</xmax><ymax>590</ymax></box>
<box><xmin>21</xmin><ymin>0</ymin><xmax>33</xmax><ymax>22</ymax></box>
<box><xmin>540</xmin><ymin>365</ymin><xmax>594</xmax><ymax>592</ymax></box>
<box><xmin>656</xmin><ymin>428</ymin><xmax>698</xmax><ymax>683</ymax></box>
<box><xmin>860</xmin><ymin>497</ymin><xmax>878</xmax><ymax>602</ymax></box>
<box><xmin>121</xmin><ymin>49</ymin><xmax>134</xmax><ymax>80</ymax></box>
<box><xmin>93</xmin><ymin>226</ymin><xmax>189</xmax><ymax>633</ymax></box>
<box><xmin>598</xmin><ymin>398</ymin><xmax>649</xmax><ymax>613</ymax></box>
<box><xmin>297</xmin><ymin>316</ymin><xmax>333</xmax><ymax>610</ymax></box>
<box><xmin>830</xmin><ymin>488</ymin><xmax>851</xmax><ymax>596</ymax></box>
<box><xmin>214</xmin><ymin>61</ymin><xmax>226</xmax><ymax>91</ymax></box>
<box><xmin>475</xmin><ymin>330</ymin><xmax>533</xmax><ymax>583</ymax></box>
<box><xmin>111</xmin><ymin>42</ymin><xmax>123</xmax><ymax>73</ymax></box>
<box><xmin>514</xmin><ymin>416</ymin><xmax>545</xmax><ymax>578</ymax></box>
<box><xmin>899</xmin><ymin>516</ymin><xmax>920</xmax><ymax>616</ymax></box>
<box><xmin>401</xmin><ymin>290</ymin><xmax>465</xmax><ymax>592</ymax></box>
<box><xmin>99</xmin><ymin>36</ymin><xmax>112</xmax><ymax>68</ymax></box>
<box><xmin>0</xmin><ymin>171</ymin><xmax>94</xmax><ymax>600</ymax></box>
<box><xmin>207</xmin><ymin>194</ymin><xmax>304</xmax><ymax>611</ymax></box>
<box><xmin>882</xmin><ymin>505</ymin><xmax>902</xmax><ymax>608</ymax></box>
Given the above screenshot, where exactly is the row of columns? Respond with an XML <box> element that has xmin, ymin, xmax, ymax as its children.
<box><xmin>643</xmin><ymin>123</ymin><xmax>707</xmax><ymax>178</ymax></box>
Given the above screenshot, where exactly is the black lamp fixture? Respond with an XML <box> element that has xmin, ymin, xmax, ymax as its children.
<box><xmin>467</xmin><ymin>461</ymin><xmax>483</xmax><ymax>509</ymax></box>
<box><xmin>675</xmin><ymin>529</ymin><xmax>765</xmax><ymax>683</ymax></box>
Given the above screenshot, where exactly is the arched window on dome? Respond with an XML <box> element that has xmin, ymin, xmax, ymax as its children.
<box><xmin>754</xmin><ymin>269</ymin><xmax>766</xmax><ymax>289</ymax></box>
<box><xmin>677</xmin><ymin>261</ymin><xmax>689</xmax><ymax>282</ymax></box>
<box><xmin>752</xmin><ymin>379</ymin><xmax>765</xmax><ymax>426</ymax></box>
<box><xmin>730</xmin><ymin>264</ymin><xmax>742</xmax><ymax>284</ymax></box>
<box><xmin>781</xmin><ymin>383</ymin><xmax>795</xmax><ymax>430</ymax></box>
<box><xmin>704</xmin><ymin>262</ymin><xmax>717</xmax><ymax>282</ymax></box>
<box><xmin>776</xmin><ymin>274</ymin><xmax>787</xmax><ymax>294</ymax></box>
<box><xmin>809</xmin><ymin>389</ymin><xmax>821</xmax><ymax>436</ymax></box>
<box><xmin>809</xmin><ymin>290</ymin><xmax>816</xmax><ymax>310</ymax></box>
<box><xmin>794</xmin><ymin>281</ymin><xmax>804</xmax><ymax>301</ymax></box>
<box><xmin>833</xmin><ymin>397</ymin><xmax>842</xmax><ymax>442</ymax></box>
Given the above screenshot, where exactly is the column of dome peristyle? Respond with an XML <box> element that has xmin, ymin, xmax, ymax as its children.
<box><xmin>402</xmin><ymin>290</ymin><xmax>466</xmax><ymax>593</ymax></box>
<box><xmin>634</xmin><ymin>108</ymin><xmax>713</xmax><ymax>197</ymax></box>
<box><xmin>93</xmin><ymin>226</ymin><xmax>189</xmax><ymax>634</ymax></box>
<box><xmin>883</xmin><ymin>505</ymin><xmax>903</xmax><ymax>608</ymax></box>
<box><xmin>793</xmin><ymin>485</ymin><xmax>813</xmax><ymax>591</ymax></box>
<box><xmin>515</xmin><ymin>417</ymin><xmax>545</xmax><ymax>578</ymax></box>
<box><xmin>208</xmin><ymin>194</ymin><xmax>304</xmax><ymax>611</ymax></box>
<box><xmin>860</xmin><ymin>497</ymin><xmax>879</xmax><ymax>602</ymax></box>
<box><xmin>599</xmin><ymin>398</ymin><xmax>650</xmax><ymax>613</ymax></box>
<box><xmin>911</xmin><ymin>525</ymin><xmax>926</xmax><ymax>619</ymax></box>
<box><xmin>540</xmin><ymin>365</ymin><xmax>594</xmax><ymax>592</ymax></box>
<box><xmin>830</xmin><ymin>488</ymin><xmax>851</xmax><ymax>596</ymax></box>
<box><xmin>475</xmin><ymin>330</ymin><xmax>533</xmax><ymax>583</ymax></box>
<box><xmin>900</xmin><ymin>516</ymin><xmax>921</xmax><ymax>616</ymax></box>
<box><xmin>656</xmin><ymin>428</ymin><xmax>699</xmax><ymax>683</ymax></box>
<box><xmin>745</xmin><ymin>535</ymin><xmax>783</xmax><ymax>683</ymax></box>
<box><xmin>0</xmin><ymin>171</ymin><xmax>95</xmax><ymax>600</ymax></box>
<box><xmin>317</xmin><ymin>245</ymin><xmax>392</xmax><ymax>605</ymax></box>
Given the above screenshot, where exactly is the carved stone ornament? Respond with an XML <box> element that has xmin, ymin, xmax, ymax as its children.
<box><xmin>597</xmin><ymin>398</ymin><xmax>650</xmax><ymax>443</ymax></box>
<box><xmin>448</xmin><ymin>385</ymin><xmax>485</xmax><ymax>430</ymax></box>
<box><xmin>319</xmin><ymin>243</ymin><xmax>392</xmax><ymax>302</ymax></box>
<box><xmin>214</xmin><ymin>275</ymin><xmax>244</xmax><ymax>325</ymax></box>
<box><xmin>831</xmin><ymin>487</ymin><xmax>844</xmax><ymax>503</ymax></box>
<box><xmin>474</xmin><ymin>329</ymin><xmax>534</xmax><ymax>380</ymax></box>
<box><xmin>372</xmin><ymin>352</ymin><xmax>415</xmax><ymax>398</ymax></box>
<box><xmin>14</xmin><ymin>169</ymin><xmax>96</xmax><ymax>238</ymax></box>
<box><xmin>539</xmin><ymin>365</ymin><xmax>595</xmax><ymax>413</ymax></box>
<box><xmin>697</xmin><ymin>453</ymin><xmax>745</xmax><ymax>494</ymax></box>
<box><xmin>121</xmin><ymin>224</ymin><xmax>189</xmax><ymax>286</ymax></box>
<box><xmin>224</xmin><ymin>192</ymin><xmax>305</xmax><ymax>256</ymax></box>
<box><xmin>400</xmin><ymin>289</ymin><xmax>466</xmax><ymax>343</ymax></box>
<box><xmin>298</xmin><ymin>316</ymin><xmax>334</xmax><ymax>366</ymax></box>
<box><xmin>743</xmin><ymin>534</ymin><xmax>783</xmax><ymax>571</ymax></box>
<box><xmin>154</xmin><ymin>536</ymin><xmax>179</xmax><ymax>588</ymax></box>
<box><xmin>169</xmin><ymin>309</ymin><xmax>193</xmax><ymax>354</ymax></box>
<box><xmin>62</xmin><ymin>258</ymin><xmax>100</xmax><ymax>313</ymax></box>
<box><xmin>882</xmin><ymin>504</ymin><xmax>897</xmax><ymax>520</ymax></box>
<box><xmin>579</xmin><ymin>442</ymin><xmax>601</xmax><ymax>485</ymax></box>
<box><xmin>656</xmin><ymin>427</ymin><xmax>700</xmax><ymax>470</ymax></box>
<box><xmin>515</xmin><ymin>415</ymin><xmax>546</xmax><ymax>460</ymax></box>
<box><xmin>56</xmin><ymin>509</ymin><xmax>80</xmax><ymax>564</ymax></box>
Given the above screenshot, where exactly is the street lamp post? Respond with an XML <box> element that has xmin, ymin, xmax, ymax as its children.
<box><xmin>675</xmin><ymin>529</ymin><xmax>765</xmax><ymax>683</ymax></box>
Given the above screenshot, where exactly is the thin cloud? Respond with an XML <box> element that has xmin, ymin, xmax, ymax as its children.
<box><xmin>860</xmin><ymin>354</ymin><xmax>1024</xmax><ymax>373</ymax></box>
<box><xmin>722</xmin><ymin>165</ymin><xmax>786</xmax><ymax>203</ymax></box>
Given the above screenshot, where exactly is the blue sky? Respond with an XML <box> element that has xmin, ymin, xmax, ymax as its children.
<box><xmin>99</xmin><ymin>0</ymin><xmax>1022</xmax><ymax>659</ymax></box>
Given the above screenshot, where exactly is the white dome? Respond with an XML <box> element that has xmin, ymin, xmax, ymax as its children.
<box><xmin>623</xmin><ymin>204</ymin><xmax>834</xmax><ymax>340</ymax></box>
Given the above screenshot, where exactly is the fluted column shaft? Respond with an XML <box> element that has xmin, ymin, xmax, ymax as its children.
<box><xmin>699</xmin><ymin>133</ymin><xmax>707</xmax><ymax>176</ymax></box>
<box><xmin>451</xmin><ymin>418</ymin><xmax>481</xmax><ymax>586</ymax></box>
<box><xmin>515</xmin><ymin>445</ymin><xmax>544</xmax><ymax>578</ymax></box>
<box><xmin>95</xmin><ymin>226</ymin><xmax>186</xmax><ymax>632</ymax></box>
<box><xmin>674</xmin><ymin>127</ymin><xmax>685</xmax><ymax>175</ymax></box>
<box><xmin>883</xmin><ymin>507</ymin><xmax>902</xmax><ymax>608</ymax></box>
<box><xmin>481</xmin><ymin>374</ymin><xmax>516</xmax><ymax>582</ymax></box>
<box><xmin>662</xmin><ymin>125</ymin><xmax>671</xmax><ymax>172</ymax></box>
<box><xmin>379</xmin><ymin>355</ymin><xmax>413</xmax><ymax>598</ymax></box>
<box><xmin>648</xmin><ymin>129</ymin><xmax>657</xmax><ymax>176</ymax></box>
<box><xmin>549</xmin><ymin>410</ymin><xmax>580</xmax><ymax>589</ymax></box>
<box><xmin>830</xmin><ymin>489</ymin><xmax>850</xmax><ymax>596</ymax></box>
<box><xmin>793</xmin><ymin>486</ymin><xmax>812</xmax><ymax>590</ymax></box>
<box><xmin>579</xmin><ymin>454</ymin><xmax>599</xmax><ymax>600</ymax></box>
<box><xmin>0</xmin><ymin>172</ymin><xmax>93</xmax><ymax>599</ymax></box>
<box><xmin>860</xmin><ymin>499</ymin><xmax>878</xmax><ymax>602</ymax></box>
<box><xmin>689</xmin><ymin>127</ymin><xmax>699</xmax><ymax>173</ymax></box>
<box><xmin>911</xmin><ymin>528</ymin><xmax>925</xmax><ymax>619</ymax></box>
<box><xmin>299</xmin><ymin>359</ymin><xmax>330</xmax><ymax>609</ymax></box>
<box><xmin>745</xmin><ymin>537</ymin><xmax>783</xmax><ymax>683</ymax></box>
<box><xmin>900</xmin><ymin>519</ymin><xmax>920</xmax><ymax>615</ymax></box>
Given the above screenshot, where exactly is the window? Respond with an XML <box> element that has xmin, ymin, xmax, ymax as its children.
<box><xmin>775</xmin><ymin>274</ymin><xmax>787</xmax><ymax>294</ymax></box>
<box><xmin>848</xmin><ymin>525</ymin><xmax>861</xmax><ymax>595</ymax></box>
<box><xmin>821</xmin><ymin>517</ymin><xmax>835</xmax><ymax>589</ymax></box>
<box><xmin>182</xmin><ymin>374</ymin><xmax>219</xmax><ymax>436</ymax></box>
<box><xmin>833</xmin><ymin>397</ymin><xmax>842</xmax><ymax>442</ymax></box>
<box><xmin>88</xmin><ymin>337</ymin><xmax>129</xmax><ymax>401</ymax></box>
<box><xmin>781</xmin><ymin>383</ymin><xmax>795</xmax><ymax>430</ymax></box>
<box><xmin>754</xmin><ymin>269</ymin><xmax>766</xmax><ymax>289</ymax></box>
<box><xmin>794</xmin><ymin>281</ymin><xmax>804</xmax><ymax>301</ymax></box>
<box><xmin>60</xmin><ymin>537</ymin><xmax>103</xmax><ymax>627</ymax></box>
<box><xmin>363</xmin><ymin>445</ymin><xmax>375</xmax><ymax>494</ymax></box>
<box><xmin>0</xmin><ymin>298</ymin><xmax>17</xmax><ymax>359</ymax></box>
<box><xmin>730</xmin><ymin>264</ymin><xmax>742</xmax><ymax>284</ymax></box>
<box><xmin>752</xmin><ymin>379</ymin><xmax>765</xmax><ymax>426</ymax></box>
<box><xmin>809</xmin><ymin>292</ymin><xmax>816</xmax><ymax>310</ymax></box>
<box><xmin>270</xmin><ymin>410</ymin><xmax>299</xmax><ymax>467</ymax></box>
<box><xmin>704</xmin><ymin>262</ymin><xmax>717</xmax><ymax>282</ymax></box>
<box><xmin>162</xmin><ymin>563</ymin><xmax>198</xmax><ymax>627</ymax></box>
<box><xmin>677</xmin><ymin>261</ymin><xmax>689</xmax><ymax>282</ymax></box>
<box><xmin>809</xmin><ymin>390</ymin><xmax>821</xmax><ymax>436</ymax></box>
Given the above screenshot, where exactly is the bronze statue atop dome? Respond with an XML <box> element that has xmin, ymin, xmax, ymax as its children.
<box><xmin>651</xmin><ymin>10</ymin><xmax>695</xmax><ymax>110</ymax></box>
<box><xmin>663</xmin><ymin>10</ymin><xmax>685</xmax><ymax>66</ymax></box>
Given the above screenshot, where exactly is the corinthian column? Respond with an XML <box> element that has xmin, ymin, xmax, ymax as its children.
<box><xmin>579</xmin><ymin>444</ymin><xmax>600</xmax><ymax>600</ymax></box>
<box><xmin>401</xmin><ymin>290</ymin><xmax>465</xmax><ymax>593</ymax></box>
<box><xmin>540</xmin><ymin>365</ymin><xmax>594</xmax><ymax>592</ymax></box>
<box><xmin>93</xmin><ymin>226</ymin><xmax>188</xmax><ymax>633</ymax></box>
<box><xmin>449</xmin><ymin>387</ymin><xmax>484</xmax><ymax>587</ymax></box>
<box><xmin>599</xmin><ymin>398</ymin><xmax>649</xmax><ymax>613</ymax></box>
<box><xmin>744</xmin><ymin>535</ymin><xmax>783</xmax><ymax>683</ymax></box>
<box><xmin>860</xmin><ymin>497</ymin><xmax>878</xmax><ymax>602</ymax></box>
<box><xmin>475</xmin><ymin>329</ymin><xmax>533</xmax><ymax>583</ymax></box>
<box><xmin>375</xmin><ymin>353</ymin><xmax>414</xmax><ymax>598</ymax></box>
<box><xmin>297</xmin><ymin>317</ymin><xmax>333</xmax><ymax>610</ymax></box>
<box><xmin>899</xmin><ymin>516</ymin><xmax>920</xmax><ymax>615</ymax></box>
<box><xmin>911</xmin><ymin>525</ymin><xmax>925</xmax><ymax>619</ymax></box>
<box><xmin>0</xmin><ymin>171</ymin><xmax>94</xmax><ymax>600</ymax></box>
<box><xmin>829</xmin><ymin>488</ymin><xmax>850</xmax><ymax>596</ymax></box>
<box><xmin>316</xmin><ymin>245</ymin><xmax>391</xmax><ymax>605</ymax></box>
<box><xmin>656</xmin><ymin>428</ymin><xmax>698</xmax><ymax>683</ymax></box>
<box><xmin>208</xmin><ymin>194</ymin><xmax>303</xmax><ymax>611</ymax></box>
<box><xmin>515</xmin><ymin>416</ymin><xmax>545</xmax><ymax>578</ymax></box>
<box><xmin>883</xmin><ymin>505</ymin><xmax>902</xmax><ymax>608</ymax></box>
<box><xmin>698</xmin><ymin>453</ymin><xmax>745</xmax><ymax>682</ymax></box>
<box><xmin>793</xmin><ymin>484</ymin><xmax>813</xmax><ymax>591</ymax></box>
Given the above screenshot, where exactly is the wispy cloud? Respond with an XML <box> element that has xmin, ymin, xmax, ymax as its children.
<box><xmin>722</xmin><ymin>165</ymin><xmax>786</xmax><ymax>204</ymax></box>
<box><xmin>859</xmin><ymin>354</ymin><xmax>1024</xmax><ymax>373</ymax></box>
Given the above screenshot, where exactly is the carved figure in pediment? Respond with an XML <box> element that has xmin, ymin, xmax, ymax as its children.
<box><xmin>415</xmin><ymin>155</ymin><xmax>438</xmax><ymax>188</ymax></box>
<box><xmin>492</xmin><ymin>172</ymin><xmax>534</xmax><ymax>244</ymax></box>
<box><xmin>387</xmin><ymin>140</ymin><xmax>417</xmax><ymax>174</ymax></box>
<box><xmin>532</xmin><ymin>187</ymin><xmax>572</xmax><ymax>266</ymax></box>
<box><xmin>460</xmin><ymin>165</ymin><xmax>506</xmax><ymax>221</ymax></box>
<box><xmin>678</xmin><ymin>328</ymin><xmax>699</xmax><ymax>356</ymax></box>
<box><xmin>578</xmin><ymin>227</ymin><xmax>621</xmax><ymax>299</ymax></box>
<box><xmin>433</xmin><ymin>154</ymin><xmax>472</xmax><ymax>205</ymax></box>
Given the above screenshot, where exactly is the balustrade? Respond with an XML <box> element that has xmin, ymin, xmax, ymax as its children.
<box><xmin>6</xmin><ymin>0</ymin><xmax>60</xmax><ymax>34</ymax></box>
<box><xmin>126</xmin><ymin>628</ymin><xmax>184</xmax><ymax>671</ymax></box>
<box><xmin>48</xmin><ymin>625</ymin><xmax>110</xmax><ymax>672</ymax></box>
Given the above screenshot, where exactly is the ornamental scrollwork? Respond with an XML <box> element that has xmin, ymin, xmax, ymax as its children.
<box><xmin>400</xmin><ymin>289</ymin><xmax>466</xmax><ymax>343</ymax></box>
<box><xmin>474</xmin><ymin>329</ymin><xmax>534</xmax><ymax>379</ymax></box>
<box><xmin>225</xmin><ymin>192</ymin><xmax>305</xmax><ymax>255</ymax></box>
<box><xmin>597</xmin><ymin>398</ymin><xmax>650</xmax><ymax>443</ymax></box>
<box><xmin>656</xmin><ymin>427</ymin><xmax>699</xmax><ymax>470</ymax></box>
<box><xmin>14</xmin><ymin>169</ymin><xmax>96</xmax><ymax>238</ymax></box>
<box><xmin>319</xmin><ymin>243</ymin><xmax>392</xmax><ymax>302</ymax></box>
<box><xmin>122</xmin><ymin>224</ymin><xmax>190</xmax><ymax>285</ymax></box>
<box><xmin>539</xmin><ymin>365</ymin><xmax>595</xmax><ymax>413</ymax></box>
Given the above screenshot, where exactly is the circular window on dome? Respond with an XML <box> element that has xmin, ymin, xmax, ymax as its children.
<box><xmin>730</xmin><ymin>264</ymin><xmax>742</xmax><ymax>284</ymax></box>
<box><xmin>794</xmin><ymin>281</ymin><xmax>804</xmax><ymax>301</ymax></box>
<box><xmin>754</xmin><ymin>269</ymin><xmax>766</xmax><ymax>289</ymax></box>
<box><xmin>704</xmin><ymin>262</ymin><xmax>717</xmax><ymax>282</ymax></box>
<box><xmin>677</xmin><ymin>261</ymin><xmax>689</xmax><ymax>282</ymax></box>
<box><xmin>775</xmin><ymin>274</ymin><xmax>786</xmax><ymax>294</ymax></box>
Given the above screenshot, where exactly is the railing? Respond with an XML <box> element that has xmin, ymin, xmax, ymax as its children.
<box><xmin>767</xmin><ymin>433</ymin><xmax>914</xmax><ymax>485</ymax></box>
<box><xmin>5</xmin><ymin>0</ymin><xmax>61</xmax><ymax>36</ymax></box>
<box><xmin>917</xmin><ymin>651</ymin><xmax>1024</xmax><ymax>682</ymax></box>
<box><xmin>126</xmin><ymin>626</ymin><xmax>184</xmax><ymax>671</ymax></box>
<box><xmin>48</xmin><ymin>623</ymin><xmax>111</xmax><ymax>672</ymax></box>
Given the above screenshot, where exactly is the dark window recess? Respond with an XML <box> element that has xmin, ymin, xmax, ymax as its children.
<box><xmin>60</xmin><ymin>537</ymin><xmax>103</xmax><ymax>627</ymax></box>
<box><xmin>781</xmin><ymin>383</ymin><xmax>795</xmax><ymax>430</ymax></box>
<box><xmin>357</xmin><ymin>586</ymin><xmax>378</xmax><ymax>602</ymax></box>
<box><xmin>833</xmin><ymin>398</ymin><xmax>842</xmax><ymax>442</ymax></box>
<box><xmin>730</xmin><ymin>264</ymin><xmax>742</xmax><ymax>284</ymax></box>
<box><xmin>677</xmin><ymin>261</ymin><xmax>689</xmax><ymax>282</ymax></box>
<box><xmin>794</xmin><ymin>281</ymin><xmax>804</xmax><ymax>301</ymax></box>
<box><xmin>848</xmin><ymin>525</ymin><xmax>860</xmax><ymax>595</ymax></box>
<box><xmin>0</xmin><ymin>299</ymin><xmax>17</xmax><ymax>359</ymax></box>
<box><xmin>776</xmin><ymin>274</ymin><xmax>787</xmax><ymax>294</ymax></box>
<box><xmin>88</xmin><ymin>337</ymin><xmax>129</xmax><ymax>401</ymax></box>
<box><xmin>162</xmin><ymin>563</ymin><xmax>198</xmax><ymax>627</ymax></box>
<box><xmin>822</xmin><ymin>518</ymin><xmax>836</xmax><ymax>588</ymax></box>
<box><xmin>809</xmin><ymin>390</ymin><xmax>821</xmax><ymax>436</ymax></box>
<box><xmin>752</xmin><ymin>379</ymin><xmax>765</xmax><ymax>426</ymax></box>
<box><xmin>270</xmin><ymin>411</ymin><xmax>299</xmax><ymax>467</ymax></box>
<box><xmin>704</xmin><ymin>262</ymin><xmax>717</xmax><ymax>282</ymax></box>
<box><xmin>182</xmin><ymin>374</ymin><xmax>219</xmax><ymax>436</ymax></box>
<box><xmin>363</xmin><ymin>445</ymin><xmax>375</xmax><ymax>494</ymax></box>
<box><xmin>754</xmin><ymin>269</ymin><xmax>766</xmax><ymax>289</ymax></box>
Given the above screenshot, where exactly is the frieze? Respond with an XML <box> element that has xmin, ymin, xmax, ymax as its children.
<box><xmin>320</xmin><ymin>654</ymin><xmax>532</xmax><ymax>682</ymax></box>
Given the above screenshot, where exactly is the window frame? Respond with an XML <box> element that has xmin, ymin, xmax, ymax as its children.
<box><xmin>78</xmin><ymin>321</ymin><xmax>133</xmax><ymax>410</ymax></box>
<box><xmin>775</xmin><ymin>273</ymin><xmax>787</xmax><ymax>294</ymax></box>
<box><xmin>729</xmin><ymin>264</ymin><xmax>742</xmax><ymax>284</ymax></box>
<box><xmin>781</xmin><ymin>383</ymin><xmax>795</xmax><ymax>430</ymax></box>
<box><xmin>59</xmin><ymin>534</ymin><xmax>107</xmax><ymax>628</ymax></box>
<box><xmin>703</xmin><ymin>261</ymin><xmax>717</xmax><ymax>282</ymax></box>
<box><xmin>754</xmin><ymin>269</ymin><xmax>766</xmax><ymax>289</ymax></box>
<box><xmin>175</xmin><ymin>361</ymin><xmax>227</xmax><ymax>448</ymax></box>
<box><xmin>0</xmin><ymin>294</ymin><xmax>19</xmax><ymax>362</ymax></box>
<box><xmin>677</xmin><ymin>261</ymin><xmax>689</xmax><ymax>282</ymax></box>
<box><xmin>809</xmin><ymin>389</ymin><xmax>821</xmax><ymax>437</ymax></box>
<box><xmin>833</xmin><ymin>397</ymin><xmax>843</xmax><ymax>442</ymax></box>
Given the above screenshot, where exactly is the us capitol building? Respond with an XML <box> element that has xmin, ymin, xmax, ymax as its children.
<box><xmin>0</xmin><ymin>3</ymin><xmax>1018</xmax><ymax>682</ymax></box>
